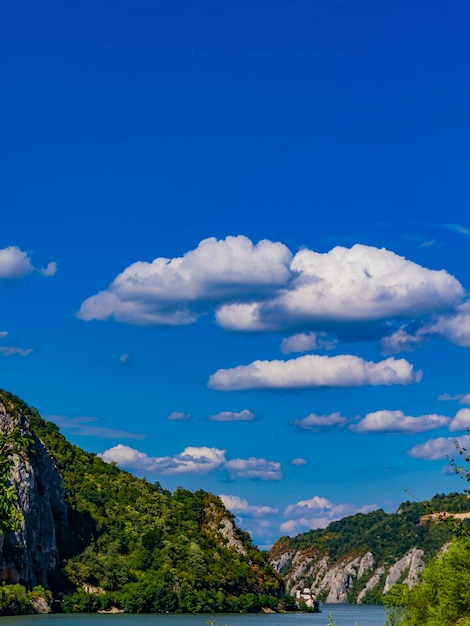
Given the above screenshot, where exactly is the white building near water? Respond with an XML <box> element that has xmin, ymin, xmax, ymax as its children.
<box><xmin>295</xmin><ymin>586</ymin><xmax>317</xmax><ymax>608</ymax></box>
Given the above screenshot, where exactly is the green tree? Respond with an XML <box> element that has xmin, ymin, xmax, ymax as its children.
<box><xmin>0</xmin><ymin>427</ymin><xmax>31</xmax><ymax>533</ymax></box>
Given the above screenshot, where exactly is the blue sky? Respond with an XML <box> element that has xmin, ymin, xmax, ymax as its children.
<box><xmin>1</xmin><ymin>0</ymin><xmax>470</xmax><ymax>547</ymax></box>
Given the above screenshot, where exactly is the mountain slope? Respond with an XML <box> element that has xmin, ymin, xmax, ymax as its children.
<box><xmin>269</xmin><ymin>493</ymin><xmax>470</xmax><ymax>604</ymax></box>
<box><xmin>0</xmin><ymin>389</ymin><xmax>283</xmax><ymax>613</ymax></box>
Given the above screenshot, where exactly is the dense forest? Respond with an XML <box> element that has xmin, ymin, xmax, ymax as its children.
<box><xmin>0</xmin><ymin>390</ymin><xmax>286</xmax><ymax>615</ymax></box>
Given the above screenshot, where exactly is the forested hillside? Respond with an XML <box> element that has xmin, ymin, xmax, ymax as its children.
<box><xmin>270</xmin><ymin>492</ymin><xmax>470</xmax><ymax>604</ymax></box>
<box><xmin>0</xmin><ymin>390</ymin><xmax>284</xmax><ymax>614</ymax></box>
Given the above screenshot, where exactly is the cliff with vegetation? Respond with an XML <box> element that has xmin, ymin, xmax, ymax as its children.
<box><xmin>0</xmin><ymin>390</ymin><xmax>284</xmax><ymax>614</ymax></box>
<box><xmin>269</xmin><ymin>493</ymin><xmax>470</xmax><ymax>604</ymax></box>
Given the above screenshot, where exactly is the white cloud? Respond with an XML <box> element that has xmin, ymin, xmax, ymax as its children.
<box><xmin>438</xmin><ymin>392</ymin><xmax>470</xmax><ymax>404</ymax></box>
<box><xmin>47</xmin><ymin>415</ymin><xmax>146</xmax><ymax>439</ymax></box>
<box><xmin>77</xmin><ymin>237</ymin><xmax>465</xmax><ymax>353</ymax></box>
<box><xmin>0</xmin><ymin>331</ymin><xmax>8</xmax><ymax>338</ymax></box>
<box><xmin>167</xmin><ymin>411</ymin><xmax>191</xmax><ymax>421</ymax></box>
<box><xmin>225</xmin><ymin>457</ymin><xmax>282</xmax><ymax>480</ymax></box>
<box><xmin>294</xmin><ymin>411</ymin><xmax>348</xmax><ymax>430</ymax></box>
<box><xmin>350</xmin><ymin>410</ymin><xmax>450</xmax><ymax>434</ymax></box>
<box><xmin>446</xmin><ymin>223</ymin><xmax>470</xmax><ymax>236</ymax></box>
<box><xmin>281</xmin><ymin>332</ymin><xmax>337</xmax><ymax>354</ymax></box>
<box><xmin>0</xmin><ymin>346</ymin><xmax>33</xmax><ymax>357</ymax></box>
<box><xmin>408</xmin><ymin>436</ymin><xmax>469</xmax><ymax>460</ymax></box>
<box><xmin>382</xmin><ymin>302</ymin><xmax>470</xmax><ymax>353</ymax></box>
<box><xmin>291</xmin><ymin>458</ymin><xmax>308</xmax><ymax>466</ymax></box>
<box><xmin>100</xmin><ymin>444</ymin><xmax>227</xmax><ymax>475</ymax></box>
<box><xmin>100</xmin><ymin>444</ymin><xmax>281</xmax><ymax>480</ymax></box>
<box><xmin>118</xmin><ymin>353</ymin><xmax>131</xmax><ymax>366</ymax></box>
<box><xmin>281</xmin><ymin>496</ymin><xmax>378</xmax><ymax>535</ymax></box>
<box><xmin>216</xmin><ymin>243</ymin><xmax>462</xmax><ymax>332</ymax></box>
<box><xmin>0</xmin><ymin>246</ymin><xmax>56</xmax><ymax>279</ymax></box>
<box><xmin>449</xmin><ymin>408</ymin><xmax>470</xmax><ymax>432</ymax></box>
<box><xmin>219</xmin><ymin>494</ymin><xmax>279</xmax><ymax>517</ymax></box>
<box><xmin>207</xmin><ymin>409</ymin><xmax>256</xmax><ymax>422</ymax></box>
<box><xmin>208</xmin><ymin>354</ymin><xmax>421</xmax><ymax>391</ymax></box>
<box><xmin>77</xmin><ymin>235</ymin><xmax>292</xmax><ymax>325</ymax></box>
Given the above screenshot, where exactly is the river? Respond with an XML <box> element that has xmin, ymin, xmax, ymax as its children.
<box><xmin>0</xmin><ymin>605</ymin><xmax>387</xmax><ymax>626</ymax></box>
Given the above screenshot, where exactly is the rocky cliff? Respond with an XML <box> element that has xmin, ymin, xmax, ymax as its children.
<box><xmin>270</xmin><ymin>546</ymin><xmax>425</xmax><ymax>604</ymax></box>
<box><xmin>269</xmin><ymin>494</ymin><xmax>469</xmax><ymax>604</ymax></box>
<box><xmin>0</xmin><ymin>395</ymin><xmax>67</xmax><ymax>588</ymax></box>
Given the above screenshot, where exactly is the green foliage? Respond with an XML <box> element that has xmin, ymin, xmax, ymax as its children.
<box><xmin>0</xmin><ymin>426</ymin><xmax>31</xmax><ymax>533</ymax></box>
<box><xmin>387</xmin><ymin>433</ymin><xmax>470</xmax><ymax>625</ymax></box>
<box><xmin>395</xmin><ymin>540</ymin><xmax>470</xmax><ymax>625</ymax></box>
<box><xmin>0</xmin><ymin>390</ymin><xmax>284</xmax><ymax>614</ymax></box>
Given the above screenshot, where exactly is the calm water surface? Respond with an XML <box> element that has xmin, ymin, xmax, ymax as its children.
<box><xmin>0</xmin><ymin>605</ymin><xmax>386</xmax><ymax>626</ymax></box>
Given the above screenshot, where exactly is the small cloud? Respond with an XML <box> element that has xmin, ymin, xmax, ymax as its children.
<box><xmin>219</xmin><ymin>494</ymin><xmax>279</xmax><ymax>517</ymax></box>
<box><xmin>40</xmin><ymin>261</ymin><xmax>57</xmax><ymax>277</ymax></box>
<box><xmin>293</xmin><ymin>412</ymin><xmax>348</xmax><ymax>431</ymax></box>
<box><xmin>0</xmin><ymin>346</ymin><xmax>33</xmax><ymax>357</ymax></box>
<box><xmin>449</xmin><ymin>408</ymin><xmax>470</xmax><ymax>432</ymax></box>
<box><xmin>225</xmin><ymin>457</ymin><xmax>282</xmax><ymax>481</ymax></box>
<box><xmin>0</xmin><ymin>246</ymin><xmax>56</xmax><ymax>279</ymax></box>
<box><xmin>290</xmin><ymin>458</ymin><xmax>307</xmax><ymax>466</ymax></box>
<box><xmin>47</xmin><ymin>415</ymin><xmax>146</xmax><ymax>439</ymax></box>
<box><xmin>419</xmin><ymin>238</ymin><xmax>438</xmax><ymax>248</ymax></box>
<box><xmin>208</xmin><ymin>354</ymin><xmax>421</xmax><ymax>391</ymax></box>
<box><xmin>281</xmin><ymin>496</ymin><xmax>377</xmax><ymax>535</ymax></box>
<box><xmin>446</xmin><ymin>223</ymin><xmax>470</xmax><ymax>237</ymax></box>
<box><xmin>208</xmin><ymin>409</ymin><xmax>256</xmax><ymax>422</ymax></box>
<box><xmin>280</xmin><ymin>332</ymin><xmax>337</xmax><ymax>354</ymax></box>
<box><xmin>117</xmin><ymin>353</ymin><xmax>132</xmax><ymax>366</ymax></box>
<box><xmin>350</xmin><ymin>409</ymin><xmax>450</xmax><ymax>435</ymax></box>
<box><xmin>0</xmin><ymin>331</ymin><xmax>8</xmax><ymax>338</ymax></box>
<box><xmin>167</xmin><ymin>411</ymin><xmax>191</xmax><ymax>421</ymax></box>
<box><xmin>408</xmin><ymin>435</ymin><xmax>468</xmax><ymax>460</ymax></box>
<box><xmin>440</xmin><ymin>392</ymin><xmax>470</xmax><ymax>405</ymax></box>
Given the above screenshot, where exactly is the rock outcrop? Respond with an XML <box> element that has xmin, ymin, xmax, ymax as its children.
<box><xmin>0</xmin><ymin>396</ymin><xmax>67</xmax><ymax>588</ymax></box>
<box><xmin>270</xmin><ymin>547</ymin><xmax>425</xmax><ymax>604</ymax></box>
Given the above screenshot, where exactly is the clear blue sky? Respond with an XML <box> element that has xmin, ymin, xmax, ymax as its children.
<box><xmin>1</xmin><ymin>0</ymin><xmax>470</xmax><ymax>547</ymax></box>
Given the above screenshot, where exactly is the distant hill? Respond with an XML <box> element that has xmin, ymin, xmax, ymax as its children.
<box><xmin>0</xmin><ymin>389</ymin><xmax>284</xmax><ymax>614</ymax></box>
<box><xmin>269</xmin><ymin>493</ymin><xmax>470</xmax><ymax>604</ymax></box>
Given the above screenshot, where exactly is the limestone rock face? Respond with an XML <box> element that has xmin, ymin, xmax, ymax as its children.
<box><xmin>271</xmin><ymin>547</ymin><xmax>426</xmax><ymax>604</ymax></box>
<box><xmin>0</xmin><ymin>398</ymin><xmax>67</xmax><ymax>588</ymax></box>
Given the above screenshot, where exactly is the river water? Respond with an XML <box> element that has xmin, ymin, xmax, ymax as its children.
<box><xmin>0</xmin><ymin>605</ymin><xmax>387</xmax><ymax>626</ymax></box>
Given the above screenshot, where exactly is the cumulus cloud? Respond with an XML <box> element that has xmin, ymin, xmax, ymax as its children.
<box><xmin>408</xmin><ymin>436</ymin><xmax>468</xmax><ymax>460</ymax></box>
<box><xmin>77</xmin><ymin>236</ymin><xmax>292</xmax><ymax>325</ymax></box>
<box><xmin>219</xmin><ymin>494</ymin><xmax>279</xmax><ymax>517</ymax></box>
<box><xmin>208</xmin><ymin>354</ymin><xmax>421</xmax><ymax>391</ymax></box>
<box><xmin>350</xmin><ymin>410</ymin><xmax>450</xmax><ymax>434</ymax></box>
<box><xmin>281</xmin><ymin>332</ymin><xmax>337</xmax><ymax>354</ymax></box>
<box><xmin>293</xmin><ymin>412</ymin><xmax>348</xmax><ymax>430</ymax></box>
<box><xmin>77</xmin><ymin>237</ymin><xmax>465</xmax><ymax>352</ymax></box>
<box><xmin>0</xmin><ymin>246</ymin><xmax>56</xmax><ymax>279</ymax></box>
<box><xmin>167</xmin><ymin>411</ymin><xmax>191</xmax><ymax>421</ymax></box>
<box><xmin>100</xmin><ymin>444</ymin><xmax>281</xmax><ymax>480</ymax></box>
<box><xmin>0</xmin><ymin>346</ymin><xmax>33</xmax><ymax>357</ymax></box>
<box><xmin>280</xmin><ymin>496</ymin><xmax>377</xmax><ymax>535</ymax></box>
<box><xmin>207</xmin><ymin>409</ymin><xmax>256</xmax><ymax>422</ymax></box>
<box><xmin>439</xmin><ymin>392</ymin><xmax>470</xmax><ymax>404</ymax></box>
<box><xmin>291</xmin><ymin>457</ymin><xmax>308</xmax><ymax>466</ymax></box>
<box><xmin>449</xmin><ymin>408</ymin><xmax>470</xmax><ymax>432</ymax></box>
<box><xmin>216</xmin><ymin>243</ymin><xmax>462</xmax><ymax>332</ymax></box>
<box><xmin>382</xmin><ymin>302</ymin><xmax>470</xmax><ymax>353</ymax></box>
<box><xmin>47</xmin><ymin>415</ymin><xmax>146</xmax><ymax>439</ymax></box>
<box><xmin>225</xmin><ymin>457</ymin><xmax>282</xmax><ymax>480</ymax></box>
<box><xmin>100</xmin><ymin>444</ymin><xmax>227</xmax><ymax>475</ymax></box>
